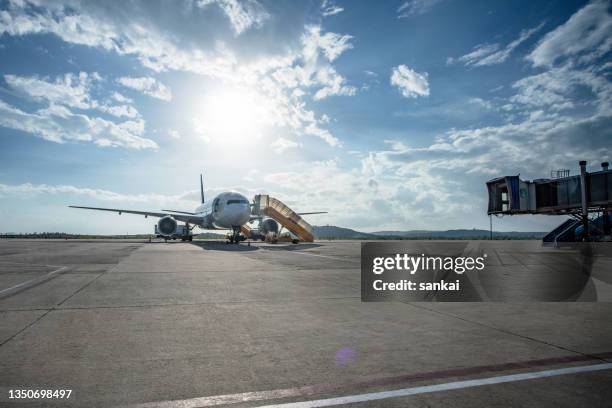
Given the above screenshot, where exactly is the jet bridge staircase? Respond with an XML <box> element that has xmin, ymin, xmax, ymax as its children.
<box><xmin>542</xmin><ymin>219</ymin><xmax>581</xmax><ymax>244</ymax></box>
<box><xmin>247</xmin><ymin>194</ymin><xmax>315</xmax><ymax>242</ymax></box>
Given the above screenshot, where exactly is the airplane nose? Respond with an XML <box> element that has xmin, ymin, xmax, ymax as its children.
<box><xmin>227</xmin><ymin>203</ymin><xmax>250</xmax><ymax>225</ymax></box>
<box><xmin>239</xmin><ymin>204</ymin><xmax>251</xmax><ymax>223</ymax></box>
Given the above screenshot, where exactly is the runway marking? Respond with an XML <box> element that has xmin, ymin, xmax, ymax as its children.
<box><xmin>289</xmin><ymin>251</ymin><xmax>357</xmax><ymax>261</ymax></box>
<box><xmin>256</xmin><ymin>363</ymin><xmax>612</xmax><ymax>408</ymax></box>
<box><xmin>0</xmin><ymin>261</ymin><xmax>65</xmax><ymax>268</ymax></box>
<box><xmin>260</xmin><ymin>248</ymin><xmax>359</xmax><ymax>262</ymax></box>
<box><xmin>128</xmin><ymin>353</ymin><xmax>612</xmax><ymax>408</ymax></box>
<box><xmin>0</xmin><ymin>266</ymin><xmax>67</xmax><ymax>298</ymax></box>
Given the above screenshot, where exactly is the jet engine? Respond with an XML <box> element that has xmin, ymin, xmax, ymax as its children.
<box><xmin>259</xmin><ymin>217</ymin><xmax>279</xmax><ymax>235</ymax></box>
<box><xmin>157</xmin><ymin>216</ymin><xmax>178</xmax><ymax>236</ymax></box>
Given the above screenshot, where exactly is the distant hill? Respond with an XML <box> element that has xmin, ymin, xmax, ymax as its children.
<box><xmin>372</xmin><ymin>229</ymin><xmax>546</xmax><ymax>239</ymax></box>
<box><xmin>312</xmin><ymin>225</ymin><xmax>375</xmax><ymax>239</ymax></box>
<box><xmin>313</xmin><ymin>226</ymin><xmax>546</xmax><ymax>240</ymax></box>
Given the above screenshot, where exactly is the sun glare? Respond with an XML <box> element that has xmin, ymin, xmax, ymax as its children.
<box><xmin>196</xmin><ymin>87</ymin><xmax>276</xmax><ymax>144</ymax></box>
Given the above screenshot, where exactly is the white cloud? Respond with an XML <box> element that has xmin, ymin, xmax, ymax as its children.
<box><xmin>111</xmin><ymin>92</ymin><xmax>133</xmax><ymax>104</ymax></box>
<box><xmin>303</xmin><ymin>121</ymin><xmax>341</xmax><ymax>147</ymax></box>
<box><xmin>357</xmin><ymin>114</ymin><xmax>610</xmax><ymax>216</ymax></box>
<box><xmin>0</xmin><ymin>1</ymin><xmax>237</xmax><ymax>76</ymax></box>
<box><xmin>313</xmin><ymin>66</ymin><xmax>357</xmax><ymax>100</ymax></box>
<box><xmin>440</xmin><ymin>112</ymin><xmax>610</xmax><ymax>174</ymax></box>
<box><xmin>377</xmin><ymin>66</ymin><xmax>611</xmax><ymax>179</ymax></box>
<box><xmin>390</xmin><ymin>65</ymin><xmax>430</xmax><ymax>98</ymax></box>
<box><xmin>452</xmin><ymin>43</ymin><xmax>500</xmax><ymax>66</ymax></box>
<box><xmin>449</xmin><ymin>23</ymin><xmax>544</xmax><ymax>67</ymax></box>
<box><xmin>475</xmin><ymin>23</ymin><xmax>545</xmax><ymax>66</ymax></box>
<box><xmin>0</xmin><ymin>99</ymin><xmax>157</xmax><ymax>149</ymax></box>
<box><xmin>397</xmin><ymin>0</ymin><xmax>443</xmax><ymax>17</ymax></box>
<box><xmin>263</xmin><ymin>157</ymin><xmax>470</xmax><ymax>230</ymax></box>
<box><xmin>321</xmin><ymin>0</ymin><xmax>344</xmax><ymax>17</ymax></box>
<box><xmin>4</xmin><ymin>72</ymin><xmax>99</xmax><ymax>109</ymax></box>
<box><xmin>468</xmin><ymin>97</ymin><xmax>493</xmax><ymax>110</ymax></box>
<box><xmin>116</xmin><ymin>76</ymin><xmax>172</xmax><ymax>101</ymax></box>
<box><xmin>302</xmin><ymin>25</ymin><xmax>353</xmax><ymax>62</ymax></box>
<box><xmin>271</xmin><ymin>137</ymin><xmax>300</xmax><ymax>153</ymax></box>
<box><xmin>267</xmin><ymin>25</ymin><xmax>356</xmax><ymax>103</ymax></box>
<box><xmin>3</xmin><ymin>72</ymin><xmax>139</xmax><ymax>119</ymax></box>
<box><xmin>0</xmin><ymin>182</ymin><xmax>200</xmax><ymax>209</ymax></box>
<box><xmin>527</xmin><ymin>0</ymin><xmax>612</xmax><ymax>67</ymax></box>
<box><xmin>97</xmin><ymin>104</ymin><xmax>140</xmax><ymax>119</ymax></box>
<box><xmin>0</xmin><ymin>72</ymin><xmax>151</xmax><ymax>148</ymax></box>
<box><xmin>503</xmin><ymin>4</ymin><xmax>612</xmax><ymax>119</ymax></box>
<box><xmin>196</xmin><ymin>0</ymin><xmax>269</xmax><ymax>35</ymax></box>
<box><xmin>510</xmin><ymin>66</ymin><xmax>612</xmax><ymax>113</ymax></box>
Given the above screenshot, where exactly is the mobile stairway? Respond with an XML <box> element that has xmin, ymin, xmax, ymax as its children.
<box><xmin>250</xmin><ymin>194</ymin><xmax>315</xmax><ymax>242</ymax></box>
<box><xmin>240</xmin><ymin>224</ymin><xmax>253</xmax><ymax>239</ymax></box>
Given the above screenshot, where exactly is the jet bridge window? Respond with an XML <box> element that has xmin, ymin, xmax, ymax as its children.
<box><xmin>227</xmin><ymin>199</ymin><xmax>249</xmax><ymax>205</ymax></box>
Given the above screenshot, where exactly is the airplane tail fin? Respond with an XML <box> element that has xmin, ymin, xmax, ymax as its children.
<box><xmin>200</xmin><ymin>174</ymin><xmax>205</xmax><ymax>203</ymax></box>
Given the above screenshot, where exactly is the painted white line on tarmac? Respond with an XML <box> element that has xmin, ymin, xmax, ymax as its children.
<box><xmin>130</xmin><ymin>388</ymin><xmax>306</xmax><ymax>408</ymax></box>
<box><xmin>0</xmin><ymin>266</ymin><xmax>68</xmax><ymax>297</ymax></box>
<box><xmin>257</xmin><ymin>363</ymin><xmax>612</xmax><ymax>408</ymax></box>
<box><xmin>261</xmin><ymin>247</ymin><xmax>358</xmax><ymax>262</ymax></box>
<box><xmin>128</xmin><ymin>362</ymin><xmax>612</xmax><ymax>408</ymax></box>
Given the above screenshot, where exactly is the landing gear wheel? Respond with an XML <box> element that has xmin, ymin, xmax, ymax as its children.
<box><xmin>230</xmin><ymin>227</ymin><xmax>241</xmax><ymax>244</ymax></box>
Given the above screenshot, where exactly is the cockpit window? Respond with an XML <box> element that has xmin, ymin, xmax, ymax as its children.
<box><xmin>227</xmin><ymin>199</ymin><xmax>249</xmax><ymax>205</ymax></box>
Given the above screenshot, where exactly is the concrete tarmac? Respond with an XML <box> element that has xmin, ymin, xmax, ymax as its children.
<box><xmin>0</xmin><ymin>239</ymin><xmax>611</xmax><ymax>407</ymax></box>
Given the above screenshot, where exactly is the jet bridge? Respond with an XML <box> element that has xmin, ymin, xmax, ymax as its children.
<box><xmin>487</xmin><ymin>161</ymin><xmax>611</xmax><ymax>242</ymax></box>
<box><xmin>251</xmin><ymin>194</ymin><xmax>315</xmax><ymax>242</ymax></box>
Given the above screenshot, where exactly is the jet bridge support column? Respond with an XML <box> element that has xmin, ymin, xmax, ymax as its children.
<box><xmin>579</xmin><ymin>160</ymin><xmax>589</xmax><ymax>240</ymax></box>
<box><xmin>603</xmin><ymin>162</ymin><xmax>610</xmax><ymax>236</ymax></box>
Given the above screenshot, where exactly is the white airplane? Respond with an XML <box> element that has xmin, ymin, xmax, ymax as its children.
<box><xmin>70</xmin><ymin>175</ymin><xmax>252</xmax><ymax>243</ymax></box>
<box><xmin>70</xmin><ymin>175</ymin><xmax>325</xmax><ymax>244</ymax></box>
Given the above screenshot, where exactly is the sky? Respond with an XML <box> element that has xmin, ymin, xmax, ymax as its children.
<box><xmin>0</xmin><ymin>0</ymin><xmax>610</xmax><ymax>234</ymax></box>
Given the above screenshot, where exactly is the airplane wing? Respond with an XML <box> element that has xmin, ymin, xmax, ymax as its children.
<box><xmin>161</xmin><ymin>209</ymin><xmax>196</xmax><ymax>215</ymax></box>
<box><xmin>69</xmin><ymin>206</ymin><xmax>203</xmax><ymax>225</ymax></box>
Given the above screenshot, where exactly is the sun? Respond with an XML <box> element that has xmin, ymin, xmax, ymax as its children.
<box><xmin>196</xmin><ymin>86</ymin><xmax>276</xmax><ymax>144</ymax></box>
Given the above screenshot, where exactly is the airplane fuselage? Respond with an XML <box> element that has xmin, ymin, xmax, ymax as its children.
<box><xmin>195</xmin><ymin>192</ymin><xmax>251</xmax><ymax>230</ymax></box>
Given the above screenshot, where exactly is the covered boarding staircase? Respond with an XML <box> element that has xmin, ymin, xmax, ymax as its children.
<box><xmin>242</xmin><ymin>194</ymin><xmax>315</xmax><ymax>242</ymax></box>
